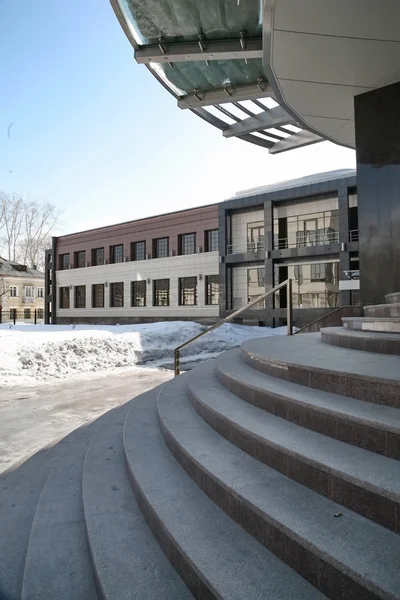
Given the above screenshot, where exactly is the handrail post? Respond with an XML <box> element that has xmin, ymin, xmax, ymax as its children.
<box><xmin>174</xmin><ymin>349</ymin><xmax>180</xmax><ymax>377</ymax></box>
<box><xmin>286</xmin><ymin>278</ymin><xmax>293</xmax><ymax>335</ymax></box>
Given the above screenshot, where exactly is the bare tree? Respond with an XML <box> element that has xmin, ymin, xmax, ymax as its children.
<box><xmin>0</xmin><ymin>193</ymin><xmax>25</xmax><ymax>262</ymax></box>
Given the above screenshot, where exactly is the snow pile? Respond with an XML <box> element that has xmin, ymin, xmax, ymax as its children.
<box><xmin>0</xmin><ymin>321</ymin><xmax>287</xmax><ymax>385</ymax></box>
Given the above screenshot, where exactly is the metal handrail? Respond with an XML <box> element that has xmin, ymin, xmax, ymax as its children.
<box><xmin>174</xmin><ymin>278</ymin><xmax>293</xmax><ymax>376</ymax></box>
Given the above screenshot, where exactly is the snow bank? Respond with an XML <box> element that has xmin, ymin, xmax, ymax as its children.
<box><xmin>0</xmin><ymin>321</ymin><xmax>287</xmax><ymax>386</ymax></box>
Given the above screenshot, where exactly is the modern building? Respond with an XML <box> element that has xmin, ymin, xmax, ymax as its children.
<box><xmin>45</xmin><ymin>169</ymin><xmax>359</xmax><ymax>327</ymax></box>
<box><xmin>0</xmin><ymin>258</ymin><xmax>45</xmax><ymax>320</ymax></box>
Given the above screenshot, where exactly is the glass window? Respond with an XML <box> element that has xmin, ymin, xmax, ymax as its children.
<box><xmin>131</xmin><ymin>241</ymin><xmax>146</xmax><ymax>261</ymax></box>
<box><xmin>131</xmin><ymin>280</ymin><xmax>146</xmax><ymax>307</ymax></box>
<box><xmin>205</xmin><ymin>275</ymin><xmax>219</xmax><ymax>305</ymax></box>
<box><xmin>275</xmin><ymin>262</ymin><xmax>339</xmax><ymax>309</ymax></box>
<box><xmin>37</xmin><ymin>287</ymin><xmax>44</xmax><ymax>298</ymax></box>
<box><xmin>179</xmin><ymin>277</ymin><xmax>197</xmax><ymax>306</ymax></box>
<box><xmin>37</xmin><ymin>308</ymin><xmax>44</xmax><ymax>319</ymax></box>
<box><xmin>247</xmin><ymin>222</ymin><xmax>265</xmax><ymax>252</ymax></box>
<box><xmin>110</xmin><ymin>282</ymin><xmax>124</xmax><ymax>307</ymax></box>
<box><xmin>247</xmin><ymin>268</ymin><xmax>265</xmax><ymax>307</ymax></box>
<box><xmin>59</xmin><ymin>287</ymin><xmax>70</xmax><ymax>309</ymax></box>
<box><xmin>153</xmin><ymin>279</ymin><xmax>170</xmax><ymax>306</ymax></box>
<box><xmin>179</xmin><ymin>233</ymin><xmax>196</xmax><ymax>255</ymax></box>
<box><xmin>74</xmin><ymin>285</ymin><xmax>86</xmax><ymax>308</ymax></box>
<box><xmin>110</xmin><ymin>244</ymin><xmax>124</xmax><ymax>264</ymax></box>
<box><xmin>205</xmin><ymin>229</ymin><xmax>219</xmax><ymax>252</ymax></box>
<box><xmin>154</xmin><ymin>237</ymin><xmax>169</xmax><ymax>259</ymax></box>
<box><xmin>24</xmin><ymin>286</ymin><xmax>34</xmax><ymax>298</ymax></box>
<box><xmin>59</xmin><ymin>253</ymin><xmax>70</xmax><ymax>270</ymax></box>
<box><xmin>92</xmin><ymin>247</ymin><xmax>104</xmax><ymax>266</ymax></box>
<box><xmin>9</xmin><ymin>286</ymin><xmax>18</xmax><ymax>297</ymax></box>
<box><xmin>24</xmin><ymin>308</ymin><xmax>31</xmax><ymax>319</ymax></box>
<box><xmin>74</xmin><ymin>250</ymin><xmax>86</xmax><ymax>268</ymax></box>
<box><xmin>92</xmin><ymin>284</ymin><xmax>104</xmax><ymax>308</ymax></box>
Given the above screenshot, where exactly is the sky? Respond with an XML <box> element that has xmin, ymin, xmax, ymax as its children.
<box><xmin>0</xmin><ymin>0</ymin><xmax>356</xmax><ymax>236</ymax></box>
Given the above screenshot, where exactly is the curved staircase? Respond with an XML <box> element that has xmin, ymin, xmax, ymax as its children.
<box><xmin>1</xmin><ymin>300</ymin><xmax>400</xmax><ymax>599</ymax></box>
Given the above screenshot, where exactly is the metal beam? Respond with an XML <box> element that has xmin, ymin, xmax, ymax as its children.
<box><xmin>178</xmin><ymin>81</ymin><xmax>274</xmax><ymax>109</ymax></box>
<box><xmin>223</xmin><ymin>107</ymin><xmax>295</xmax><ymax>138</ymax></box>
<box><xmin>269</xmin><ymin>130</ymin><xmax>323</xmax><ymax>154</ymax></box>
<box><xmin>135</xmin><ymin>37</ymin><xmax>262</xmax><ymax>64</ymax></box>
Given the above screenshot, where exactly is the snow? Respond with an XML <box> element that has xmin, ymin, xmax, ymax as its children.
<box><xmin>0</xmin><ymin>321</ymin><xmax>288</xmax><ymax>386</ymax></box>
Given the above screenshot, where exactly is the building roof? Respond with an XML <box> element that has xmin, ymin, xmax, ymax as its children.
<box><xmin>0</xmin><ymin>258</ymin><xmax>44</xmax><ymax>279</ymax></box>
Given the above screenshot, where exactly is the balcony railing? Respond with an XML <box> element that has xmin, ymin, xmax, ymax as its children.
<box><xmin>349</xmin><ymin>229</ymin><xmax>359</xmax><ymax>242</ymax></box>
<box><xmin>274</xmin><ymin>230</ymin><xmax>339</xmax><ymax>250</ymax></box>
<box><xmin>226</xmin><ymin>241</ymin><xmax>265</xmax><ymax>255</ymax></box>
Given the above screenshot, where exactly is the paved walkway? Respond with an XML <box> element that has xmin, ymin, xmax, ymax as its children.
<box><xmin>0</xmin><ymin>369</ymin><xmax>173</xmax><ymax>474</ymax></box>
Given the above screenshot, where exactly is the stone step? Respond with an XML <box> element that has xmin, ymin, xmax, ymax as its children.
<box><xmin>159</xmin><ymin>373</ymin><xmax>400</xmax><ymax>600</ymax></box>
<box><xmin>83</xmin><ymin>394</ymin><xmax>192</xmax><ymax>600</ymax></box>
<box><xmin>364</xmin><ymin>303</ymin><xmax>400</xmax><ymax>318</ymax></box>
<box><xmin>342</xmin><ymin>316</ymin><xmax>400</xmax><ymax>333</ymax></box>
<box><xmin>242</xmin><ymin>333</ymin><xmax>400</xmax><ymax>407</ymax></box>
<box><xmin>385</xmin><ymin>292</ymin><xmax>400</xmax><ymax>304</ymax></box>
<box><xmin>321</xmin><ymin>327</ymin><xmax>400</xmax><ymax>355</ymax></box>
<box><xmin>123</xmin><ymin>390</ymin><xmax>324</xmax><ymax>600</ymax></box>
<box><xmin>215</xmin><ymin>349</ymin><xmax>400</xmax><ymax>459</ymax></box>
<box><xmin>189</xmin><ymin>361</ymin><xmax>400</xmax><ymax>531</ymax></box>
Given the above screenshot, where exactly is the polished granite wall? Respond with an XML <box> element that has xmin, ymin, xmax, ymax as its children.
<box><xmin>355</xmin><ymin>81</ymin><xmax>400</xmax><ymax>305</ymax></box>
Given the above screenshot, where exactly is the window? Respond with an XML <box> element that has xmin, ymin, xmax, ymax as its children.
<box><xmin>247</xmin><ymin>268</ymin><xmax>265</xmax><ymax>307</ymax></box>
<box><xmin>274</xmin><ymin>262</ymin><xmax>339</xmax><ymax>309</ymax></box>
<box><xmin>110</xmin><ymin>244</ymin><xmax>124</xmax><ymax>264</ymax></box>
<box><xmin>310</xmin><ymin>263</ymin><xmax>326</xmax><ymax>281</ymax></box>
<box><xmin>247</xmin><ymin>223</ymin><xmax>264</xmax><ymax>252</ymax></box>
<box><xmin>153</xmin><ymin>237</ymin><xmax>169</xmax><ymax>259</ymax></box>
<box><xmin>37</xmin><ymin>287</ymin><xmax>44</xmax><ymax>298</ymax></box>
<box><xmin>206</xmin><ymin>275</ymin><xmax>219</xmax><ymax>305</ymax></box>
<box><xmin>179</xmin><ymin>277</ymin><xmax>197</xmax><ymax>306</ymax></box>
<box><xmin>110</xmin><ymin>282</ymin><xmax>124</xmax><ymax>307</ymax></box>
<box><xmin>74</xmin><ymin>250</ymin><xmax>86</xmax><ymax>268</ymax></box>
<box><xmin>179</xmin><ymin>233</ymin><xmax>196</xmax><ymax>255</ymax></box>
<box><xmin>153</xmin><ymin>279</ymin><xmax>170</xmax><ymax>306</ymax></box>
<box><xmin>131</xmin><ymin>280</ymin><xmax>146</xmax><ymax>307</ymax></box>
<box><xmin>74</xmin><ymin>285</ymin><xmax>86</xmax><ymax>308</ymax></box>
<box><xmin>131</xmin><ymin>241</ymin><xmax>146</xmax><ymax>262</ymax></box>
<box><xmin>9</xmin><ymin>286</ymin><xmax>18</xmax><ymax>297</ymax></box>
<box><xmin>92</xmin><ymin>284</ymin><xmax>104</xmax><ymax>308</ymax></box>
<box><xmin>59</xmin><ymin>287</ymin><xmax>70</xmax><ymax>309</ymax></box>
<box><xmin>205</xmin><ymin>229</ymin><xmax>219</xmax><ymax>252</ymax></box>
<box><xmin>24</xmin><ymin>286</ymin><xmax>34</xmax><ymax>298</ymax></box>
<box><xmin>37</xmin><ymin>309</ymin><xmax>44</xmax><ymax>319</ymax></box>
<box><xmin>24</xmin><ymin>309</ymin><xmax>31</xmax><ymax>319</ymax></box>
<box><xmin>92</xmin><ymin>247</ymin><xmax>104</xmax><ymax>266</ymax></box>
<box><xmin>59</xmin><ymin>253</ymin><xmax>70</xmax><ymax>270</ymax></box>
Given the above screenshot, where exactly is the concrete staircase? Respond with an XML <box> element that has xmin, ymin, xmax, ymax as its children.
<box><xmin>1</xmin><ymin>309</ymin><xmax>400</xmax><ymax>599</ymax></box>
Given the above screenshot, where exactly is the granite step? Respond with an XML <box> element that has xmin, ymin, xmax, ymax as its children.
<box><xmin>83</xmin><ymin>392</ymin><xmax>192</xmax><ymax>600</ymax></box>
<box><xmin>385</xmin><ymin>292</ymin><xmax>400</xmax><ymax>304</ymax></box>
<box><xmin>364</xmin><ymin>303</ymin><xmax>400</xmax><ymax>318</ymax></box>
<box><xmin>321</xmin><ymin>326</ymin><xmax>400</xmax><ymax>355</ymax></box>
<box><xmin>242</xmin><ymin>333</ymin><xmax>400</xmax><ymax>407</ymax></box>
<box><xmin>342</xmin><ymin>316</ymin><xmax>400</xmax><ymax>333</ymax></box>
<box><xmin>188</xmin><ymin>361</ymin><xmax>400</xmax><ymax>531</ymax></box>
<box><xmin>123</xmin><ymin>389</ymin><xmax>325</xmax><ymax>600</ymax></box>
<box><xmin>215</xmin><ymin>349</ymin><xmax>400</xmax><ymax>459</ymax></box>
<box><xmin>159</xmin><ymin>373</ymin><xmax>400</xmax><ymax>600</ymax></box>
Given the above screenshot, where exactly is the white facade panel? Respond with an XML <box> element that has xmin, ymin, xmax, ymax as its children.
<box><xmin>231</xmin><ymin>209</ymin><xmax>264</xmax><ymax>254</ymax></box>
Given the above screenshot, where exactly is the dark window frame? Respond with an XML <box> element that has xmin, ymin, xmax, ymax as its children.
<box><xmin>74</xmin><ymin>285</ymin><xmax>86</xmax><ymax>308</ymax></box>
<box><xmin>74</xmin><ymin>250</ymin><xmax>86</xmax><ymax>269</ymax></box>
<box><xmin>178</xmin><ymin>233</ymin><xmax>196</xmax><ymax>256</ymax></box>
<box><xmin>131</xmin><ymin>280</ymin><xmax>146</xmax><ymax>307</ymax></box>
<box><xmin>59</xmin><ymin>254</ymin><xmax>70</xmax><ymax>270</ymax></box>
<box><xmin>153</xmin><ymin>279</ymin><xmax>170</xmax><ymax>306</ymax></box>
<box><xmin>205</xmin><ymin>275</ymin><xmax>219</xmax><ymax>305</ymax></box>
<box><xmin>59</xmin><ymin>286</ymin><xmax>70</xmax><ymax>308</ymax></box>
<box><xmin>110</xmin><ymin>244</ymin><xmax>124</xmax><ymax>264</ymax></box>
<box><xmin>131</xmin><ymin>240</ymin><xmax>146</xmax><ymax>262</ymax></box>
<box><xmin>153</xmin><ymin>237</ymin><xmax>169</xmax><ymax>259</ymax></box>
<box><xmin>24</xmin><ymin>308</ymin><xmax>31</xmax><ymax>319</ymax></box>
<box><xmin>179</xmin><ymin>276</ymin><xmax>197</xmax><ymax>306</ymax></box>
<box><xmin>205</xmin><ymin>229</ymin><xmax>219</xmax><ymax>252</ymax></box>
<box><xmin>110</xmin><ymin>282</ymin><xmax>124</xmax><ymax>307</ymax></box>
<box><xmin>92</xmin><ymin>247</ymin><xmax>104</xmax><ymax>266</ymax></box>
<box><xmin>92</xmin><ymin>284</ymin><xmax>105</xmax><ymax>308</ymax></box>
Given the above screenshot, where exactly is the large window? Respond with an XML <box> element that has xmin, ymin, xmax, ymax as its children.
<box><xmin>74</xmin><ymin>285</ymin><xmax>86</xmax><ymax>308</ymax></box>
<box><xmin>92</xmin><ymin>247</ymin><xmax>104</xmax><ymax>266</ymax></box>
<box><xmin>24</xmin><ymin>286</ymin><xmax>34</xmax><ymax>298</ymax></box>
<box><xmin>153</xmin><ymin>237</ymin><xmax>169</xmax><ymax>259</ymax></box>
<box><xmin>110</xmin><ymin>282</ymin><xmax>124</xmax><ymax>307</ymax></box>
<box><xmin>153</xmin><ymin>279</ymin><xmax>170</xmax><ymax>306</ymax></box>
<box><xmin>131</xmin><ymin>280</ymin><xmax>146</xmax><ymax>306</ymax></box>
<box><xmin>275</xmin><ymin>262</ymin><xmax>339</xmax><ymax>309</ymax></box>
<box><xmin>247</xmin><ymin>223</ymin><xmax>265</xmax><ymax>252</ymax></box>
<box><xmin>74</xmin><ymin>250</ymin><xmax>86</xmax><ymax>268</ymax></box>
<box><xmin>59</xmin><ymin>287</ymin><xmax>70</xmax><ymax>308</ymax></box>
<box><xmin>179</xmin><ymin>233</ymin><xmax>196</xmax><ymax>255</ymax></box>
<box><xmin>179</xmin><ymin>277</ymin><xmax>197</xmax><ymax>306</ymax></box>
<box><xmin>247</xmin><ymin>268</ymin><xmax>265</xmax><ymax>307</ymax></box>
<box><xmin>206</xmin><ymin>275</ymin><xmax>219</xmax><ymax>305</ymax></box>
<box><xmin>59</xmin><ymin>253</ymin><xmax>70</xmax><ymax>270</ymax></box>
<box><xmin>110</xmin><ymin>244</ymin><xmax>124</xmax><ymax>264</ymax></box>
<box><xmin>205</xmin><ymin>229</ymin><xmax>219</xmax><ymax>252</ymax></box>
<box><xmin>131</xmin><ymin>241</ymin><xmax>146</xmax><ymax>261</ymax></box>
<box><xmin>92</xmin><ymin>284</ymin><xmax>104</xmax><ymax>308</ymax></box>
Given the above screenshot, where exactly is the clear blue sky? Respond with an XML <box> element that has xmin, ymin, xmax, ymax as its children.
<box><xmin>0</xmin><ymin>0</ymin><xmax>356</xmax><ymax>235</ymax></box>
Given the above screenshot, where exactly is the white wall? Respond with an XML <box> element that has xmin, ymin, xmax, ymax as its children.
<box><xmin>56</xmin><ymin>252</ymin><xmax>219</xmax><ymax>319</ymax></box>
<box><xmin>1</xmin><ymin>276</ymin><xmax>45</xmax><ymax>312</ymax></box>
<box><xmin>231</xmin><ymin>209</ymin><xmax>264</xmax><ymax>252</ymax></box>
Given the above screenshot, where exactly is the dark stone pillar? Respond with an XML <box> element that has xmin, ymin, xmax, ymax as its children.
<box><xmin>338</xmin><ymin>184</ymin><xmax>350</xmax><ymax>306</ymax></box>
<box><xmin>264</xmin><ymin>200</ymin><xmax>274</xmax><ymax>327</ymax></box>
<box><xmin>355</xmin><ymin>81</ymin><xmax>400</xmax><ymax>305</ymax></box>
